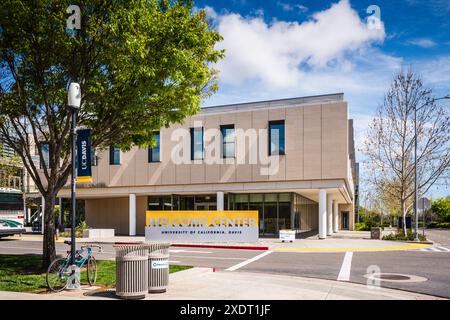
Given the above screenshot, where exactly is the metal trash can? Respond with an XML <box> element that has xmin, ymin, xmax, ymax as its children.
<box><xmin>114</xmin><ymin>243</ymin><xmax>149</xmax><ymax>299</ymax></box>
<box><xmin>371</xmin><ymin>227</ymin><xmax>382</xmax><ymax>240</ymax></box>
<box><xmin>147</xmin><ymin>242</ymin><xmax>170</xmax><ymax>293</ymax></box>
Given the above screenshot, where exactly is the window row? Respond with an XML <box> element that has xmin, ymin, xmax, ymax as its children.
<box><xmin>40</xmin><ymin>121</ymin><xmax>285</xmax><ymax>167</ymax></box>
<box><xmin>109</xmin><ymin>120</ymin><xmax>285</xmax><ymax>165</ymax></box>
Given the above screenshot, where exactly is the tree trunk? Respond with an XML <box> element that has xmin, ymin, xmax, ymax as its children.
<box><xmin>42</xmin><ymin>192</ymin><xmax>57</xmax><ymax>269</ymax></box>
<box><xmin>401</xmin><ymin>199</ymin><xmax>407</xmax><ymax>235</ymax></box>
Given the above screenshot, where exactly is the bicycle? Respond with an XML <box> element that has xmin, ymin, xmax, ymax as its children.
<box><xmin>46</xmin><ymin>240</ymin><xmax>101</xmax><ymax>292</ymax></box>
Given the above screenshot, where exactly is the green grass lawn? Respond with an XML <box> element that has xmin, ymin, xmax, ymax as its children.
<box><xmin>0</xmin><ymin>254</ymin><xmax>192</xmax><ymax>293</ymax></box>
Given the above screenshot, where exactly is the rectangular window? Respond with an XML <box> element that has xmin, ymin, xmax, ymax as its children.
<box><xmin>220</xmin><ymin>125</ymin><xmax>235</xmax><ymax>158</ymax></box>
<box><xmin>269</xmin><ymin>120</ymin><xmax>285</xmax><ymax>155</ymax></box>
<box><xmin>109</xmin><ymin>145</ymin><xmax>121</xmax><ymax>165</ymax></box>
<box><xmin>148</xmin><ymin>131</ymin><xmax>161</xmax><ymax>162</ymax></box>
<box><xmin>190</xmin><ymin>127</ymin><xmax>204</xmax><ymax>160</ymax></box>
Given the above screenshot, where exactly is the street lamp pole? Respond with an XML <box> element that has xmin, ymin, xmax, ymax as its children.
<box><xmin>67</xmin><ymin>83</ymin><xmax>81</xmax><ymax>288</ymax></box>
<box><xmin>413</xmin><ymin>95</ymin><xmax>450</xmax><ymax>241</ymax></box>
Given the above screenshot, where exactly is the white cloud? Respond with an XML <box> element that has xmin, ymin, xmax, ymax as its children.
<box><xmin>277</xmin><ymin>2</ymin><xmax>308</xmax><ymax>13</ymax></box>
<box><xmin>202</xmin><ymin>5</ymin><xmax>218</xmax><ymax>20</ymax></box>
<box><xmin>407</xmin><ymin>38</ymin><xmax>437</xmax><ymax>48</ymax></box>
<box><xmin>211</xmin><ymin>0</ymin><xmax>386</xmax><ymax>89</ymax></box>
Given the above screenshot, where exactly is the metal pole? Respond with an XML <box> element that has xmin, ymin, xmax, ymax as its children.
<box><xmin>423</xmin><ymin>205</ymin><xmax>426</xmax><ymax>238</ymax></box>
<box><xmin>70</xmin><ymin>108</ymin><xmax>77</xmax><ymax>264</ymax></box>
<box><xmin>414</xmin><ymin>103</ymin><xmax>419</xmax><ymax>241</ymax></box>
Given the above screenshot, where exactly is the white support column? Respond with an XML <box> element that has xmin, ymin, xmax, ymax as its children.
<box><xmin>327</xmin><ymin>194</ymin><xmax>333</xmax><ymax>236</ymax></box>
<box><xmin>217</xmin><ymin>191</ymin><xmax>224</xmax><ymax>211</ymax></box>
<box><xmin>333</xmin><ymin>200</ymin><xmax>339</xmax><ymax>233</ymax></box>
<box><xmin>319</xmin><ymin>189</ymin><xmax>327</xmax><ymax>239</ymax></box>
<box><xmin>129</xmin><ymin>194</ymin><xmax>136</xmax><ymax>236</ymax></box>
<box><xmin>41</xmin><ymin>196</ymin><xmax>45</xmax><ymax>235</ymax></box>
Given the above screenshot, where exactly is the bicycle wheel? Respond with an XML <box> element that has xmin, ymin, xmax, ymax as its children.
<box><xmin>87</xmin><ymin>256</ymin><xmax>97</xmax><ymax>285</ymax></box>
<box><xmin>46</xmin><ymin>258</ymin><xmax>70</xmax><ymax>292</ymax></box>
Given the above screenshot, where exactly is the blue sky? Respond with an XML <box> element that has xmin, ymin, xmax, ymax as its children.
<box><xmin>194</xmin><ymin>0</ymin><xmax>450</xmax><ymax>199</ymax></box>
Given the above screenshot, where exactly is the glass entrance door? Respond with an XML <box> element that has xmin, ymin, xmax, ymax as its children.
<box><xmin>341</xmin><ymin>212</ymin><xmax>349</xmax><ymax>230</ymax></box>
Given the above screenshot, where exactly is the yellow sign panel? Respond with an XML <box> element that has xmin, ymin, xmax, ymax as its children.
<box><xmin>146</xmin><ymin>210</ymin><xmax>259</xmax><ymax>228</ymax></box>
<box><xmin>77</xmin><ymin>176</ymin><xmax>93</xmax><ymax>183</ymax></box>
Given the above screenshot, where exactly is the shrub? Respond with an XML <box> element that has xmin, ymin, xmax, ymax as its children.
<box><xmin>431</xmin><ymin>198</ymin><xmax>450</xmax><ymax>222</ymax></box>
<box><xmin>382</xmin><ymin>231</ymin><xmax>427</xmax><ymax>242</ymax></box>
<box><xmin>355</xmin><ymin>222</ymin><xmax>370</xmax><ymax>231</ymax></box>
<box><xmin>427</xmin><ymin>221</ymin><xmax>438</xmax><ymax>228</ymax></box>
<box><xmin>59</xmin><ymin>220</ymin><xmax>90</xmax><ymax>238</ymax></box>
<box><xmin>436</xmin><ymin>222</ymin><xmax>450</xmax><ymax>229</ymax></box>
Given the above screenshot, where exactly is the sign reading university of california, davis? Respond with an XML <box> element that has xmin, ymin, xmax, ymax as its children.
<box><xmin>145</xmin><ymin>211</ymin><xmax>259</xmax><ymax>242</ymax></box>
<box><xmin>76</xmin><ymin>129</ymin><xmax>92</xmax><ymax>183</ymax></box>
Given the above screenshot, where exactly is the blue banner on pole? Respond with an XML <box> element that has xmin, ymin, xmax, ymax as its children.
<box><xmin>76</xmin><ymin>129</ymin><xmax>92</xmax><ymax>183</ymax></box>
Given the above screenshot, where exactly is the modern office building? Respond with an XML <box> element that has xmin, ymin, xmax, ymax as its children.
<box><xmin>56</xmin><ymin>93</ymin><xmax>357</xmax><ymax>238</ymax></box>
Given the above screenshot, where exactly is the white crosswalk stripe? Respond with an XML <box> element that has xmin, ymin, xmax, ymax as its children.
<box><xmin>420</xmin><ymin>246</ymin><xmax>450</xmax><ymax>252</ymax></box>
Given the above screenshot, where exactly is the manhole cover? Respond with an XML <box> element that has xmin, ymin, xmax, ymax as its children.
<box><xmin>363</xmin><ymin>273</ymin><xmax>428</xmax><ymax>283</ymax></box>
<box><xmin>374</xmin><ymin>274</ymin><xmax>411</xmax><ymax>280</ymax></box>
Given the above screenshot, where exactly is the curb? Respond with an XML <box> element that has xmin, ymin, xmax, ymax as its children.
<box><xmin>170</xmin><ymin>243</ymin><xmax>269</xmax><ymax>251</ymax></box>
<box><xmin>405</xmin><ymin>241</ymin><xmax>434</xmax><ymax>245</ymax></box>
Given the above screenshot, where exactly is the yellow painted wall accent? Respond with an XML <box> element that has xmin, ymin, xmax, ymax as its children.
<box><xmin>146</xmin><ymin>210</ymin><xmax>259</xmax><ymax>228</ymax></box>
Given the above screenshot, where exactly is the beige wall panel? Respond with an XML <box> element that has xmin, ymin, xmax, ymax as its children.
<box><xmin>190</xmin><ymin>163</ymin><xmax>205</xmax><ymax>184</ymax></box>
<box><xmin>251</xmin><ymin>109</ymin><xmax>269</xmax><ymax>182</ymax></box>
<box><xmin>285</xmin><ymin>107</ymin><xmax>303</xmax><ymax>180</ymax></box>
<box><xmin>206</xmin><ymin>164</ymin><xmax>221</xmax><ymax>183</ymax></box>
<box><xmin>85</xmin><ymin>197</ymin><xmax>129</xmax><ymax>235</ymax></box>
<box><xmin>269</xmin><ymin>155</ymin><xmax>286</xmax><ymax>181</ymax></box>
<box><xmin>220</xmin><ymin>162</ymin><xmax>236</xmax><ymax>183</ymax></box>
<box><xmin>108</xmin><ymin>164</ymin><xmax>122</xmax><ymax>187</ymax></box>
<box><xmin>322</xmin><ymin>103</ymin><xmax>348</xmax><ymax>179</ymax></box>
<box><xmin>148</xmin><ymin>163</ymin><xmax>162</xmax><ymax>185</ymax></box>
<box><xmin>303</xmin><ymin>105</ymin><xmax>322</xmax><ymax>179</ymax></box>
<box><xmin>176</xmin><ymin>161</ymin><xmax>191</xmax><ymax>184</ymax></box>
<box><xmin>220</xmin><ymin>112</ymin><xmax>236</xmax><ymax>126</ymax></box>
<box><xmin>96</xmin><ymin>149</ymin><xmax>109</xmax><ymax>184</ymax></box>
<box><xmin>91</xmin><ymin>166</ymin><xmax>98</xmax><ymax>183</ymax></box>
<box><xmin>161</xmin><ymin>127</ymin><xmax>176</xmax><ymax>185</ymax></box>
<box><xmin>235</xmin><ymin>111</ymin><xmax>253</xmax><ymax>182</ymax></box>
<box><xmin>268</xmin><ymin>107</ymin><xmax>285</xmax><ymax>121</ymax></box>
<box><xmin>135</xmin><ymin>148</ymin><xmax>149</xmax><ymax>186</ymax></box>
<box><xmin>121</xmin><ymin>147</ymin><xmax>137</xmax><ymax>186</ymax></box>
<box><xmin>204</xmin><ymin>115</ymin><xmax>221</xmax><ymax>183</ymax></box>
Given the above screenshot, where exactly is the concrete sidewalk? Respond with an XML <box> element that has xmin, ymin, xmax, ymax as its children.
<box><xmin>2</xmin><ymin>268</ymin><xmax>444</xmax><ymax>300</ymax></box>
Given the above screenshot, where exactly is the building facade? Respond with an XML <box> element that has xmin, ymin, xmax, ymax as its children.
<box><xmin>56</xmin><ymin>93</ymin><xmax>357</xmax><ymax>238</ymax></box>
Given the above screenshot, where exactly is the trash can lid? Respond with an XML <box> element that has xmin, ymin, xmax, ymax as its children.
<box><xmin>113</xmin><ymin>242</ymin><xmax>153</xmax><ymax>255</ymax></box>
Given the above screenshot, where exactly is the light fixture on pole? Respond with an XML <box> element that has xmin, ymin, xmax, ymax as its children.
<box><xmin>413</xmin><ymin>95</ymin><xmax>450</xmax><ymax>241</ymax></box>
<box><xmin>67</xmin><ymin>82</ymin><xmax>81</xmax><ymax>289</ymax></box>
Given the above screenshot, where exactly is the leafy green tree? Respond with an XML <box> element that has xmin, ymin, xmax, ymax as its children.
<box><xmin>0</xmin><ymin>149</ymin><xmax>22</xmax><ymax>189</ymax></box>
<box><xmin>0</xmin><ymin>0</ymin><xmax>223</xmax><ymax>267</ymax></box>
<box><xmin>431</xmin><ymin>198</ymin><xmax>450</xmax><ymax>222</ymax></box>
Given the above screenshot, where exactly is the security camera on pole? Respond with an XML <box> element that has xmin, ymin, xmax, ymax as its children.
<box><xmin>67</xmin><ymin>82</ymin><xmax>81</xmax><ymax>290</ymax></box>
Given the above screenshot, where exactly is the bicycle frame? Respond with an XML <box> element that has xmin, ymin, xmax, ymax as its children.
<box><xmin>59</xmin><ymin>246</ymin><xmax>94</xmax><ymax>272</ymax></box>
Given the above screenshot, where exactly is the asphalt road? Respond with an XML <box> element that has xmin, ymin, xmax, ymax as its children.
<box><xmin>425</xmin><ymin>229</ymin><xmax>450</xmax><ymax>246</ymax></box>
<box><xmin>1</xmin><ymin>234</ymin><xmax>449</xmax><ymax>299</ymax></box>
